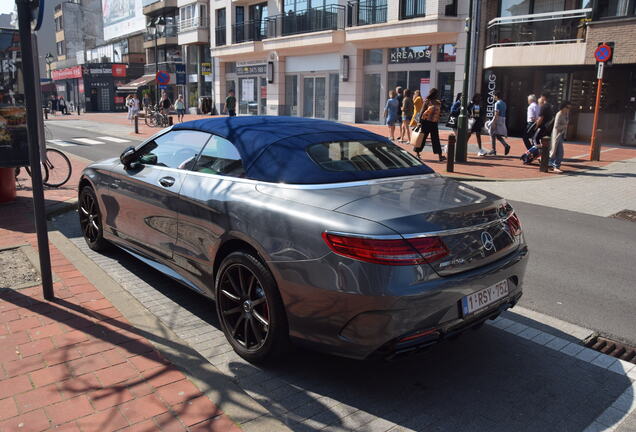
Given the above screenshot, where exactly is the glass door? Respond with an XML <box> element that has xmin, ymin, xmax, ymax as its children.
<box><xmin>302</xmin><ymin>76</ymin><xmax>327</xmax><ymax>119</ymax></box>
<box><xmin>363</xmin><ymin>73</ymin><xmax>381</xmax><ymax>122</ymax></box>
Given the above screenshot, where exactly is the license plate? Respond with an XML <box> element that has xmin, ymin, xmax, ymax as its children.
<box><xmin>461</xmin><ymin>280</ymin><xmax>509</xmax><ymax>316</ymax></box>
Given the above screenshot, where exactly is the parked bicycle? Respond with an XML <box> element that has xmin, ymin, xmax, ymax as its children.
<box><xmin>144</xmin><ymin>104</ymin><xmax>170</xmax><ymax>128</ymax></box>
<box><xmin>15</xmin><ymin>146</ymin><xmax>72</xmax><ymax>188</ymax></box>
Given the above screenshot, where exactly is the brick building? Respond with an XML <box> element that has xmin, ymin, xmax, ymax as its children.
<box><xmin>477</xmin><ymin>0</ymin><xmax>636</xmax><ymax>146</ymax></box>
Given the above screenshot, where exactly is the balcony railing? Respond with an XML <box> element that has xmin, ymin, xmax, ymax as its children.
<box><xmin>488</xmin><ymin>8</ymin><xmax>592</xmax><ymax>47</ymax></box>
<box><xmin>144</xmin><ymin>62</ymin><xmax>179</xmax><ymax>74</ymax></box>
<box><xmin>215</xmin><ymin>26</ymin><xmax>227</xmax><ymax>46</ymax></box>
<box><xmin>347</xmin><ymin>0</ymin><xmax>387</xmax><ymax>26</ymax></box>
<box><xmin>178</xmin><ymin>16</ymin><xmax>208</xmax><ymax>32</ymax></box>
<box><xmin>265</xmin><ymin>5</ymin><xmax>346</xmax><ymax>38</ymax></box>
<box><xmin>144</xmin><ymin>24</ymin><xmax>178</xmax><ymax>41</ymax></box>
<box><xmin>232</xmin><ymin>19</ymin><xmax>268</xmax><ymax>43</ymax></box>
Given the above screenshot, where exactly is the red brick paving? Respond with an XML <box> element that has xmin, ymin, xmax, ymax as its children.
<box><xmin>47</xmin><ymin>112</ymin><xmax>636</xmax><ymax>181</ymax></box>
<box><xmin>1</xmin><ymin>165</ymin><xmax>240</xmax><ymax>431</ymax></box>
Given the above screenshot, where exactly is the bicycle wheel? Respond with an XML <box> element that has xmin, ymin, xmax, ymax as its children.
<box><xmin>25</xmin><ymin>162</ymin><xmax>50</xmax><ymax>184</ymax></box>
<box><xmin>148</xmin><ymin>114</ymin><xmax>158</xmax><ymax>127</ymax></box>
<box><xmin>43</xmin><ymin>148</ymin><xmax>72</xmax><ymax>187</ymax></box>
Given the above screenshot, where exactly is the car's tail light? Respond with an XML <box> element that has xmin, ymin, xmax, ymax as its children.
<box><xmin>322</xmin><ymin>232</ymin><xmax>448</xmax><ymax>265</ymax></box>
<box><xmin>507</xmin><ymin>212</ymin><xmax>522</xmax><ymax>236</ymax></box>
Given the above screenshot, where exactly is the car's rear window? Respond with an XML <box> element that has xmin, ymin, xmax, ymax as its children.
<box><xmin>306</xmin><ymin>140</ymin><xmax>423</xmax><ymax>172</ymax></box>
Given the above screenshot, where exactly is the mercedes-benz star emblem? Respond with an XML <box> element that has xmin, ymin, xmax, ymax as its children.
<box><xmin>481</xmin><ymin>231</ymin><xmax>496</xmax><ymax>252</ymax></box>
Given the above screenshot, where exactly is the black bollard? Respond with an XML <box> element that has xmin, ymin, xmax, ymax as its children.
<box><xmin>134</xmin><ymin>115</ymin><xmax>139</xmax><ymax>134</ymax></box>
<box><xmin>44</xmin><ymin>107</ymin><xmax>48</xmax><ymax>120</ymax></box>
<box><xmin>540</xmin><ymin>136</ymin><xmax>550</xmax><ymax>172</ymax></box>
<box><xmin>446</xmin><ymin>134</ymin><xmax>455</xmax><ymax>173</ymax></box>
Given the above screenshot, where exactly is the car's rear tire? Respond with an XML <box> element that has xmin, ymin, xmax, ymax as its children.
<box><xmin>78</xmin><ymin>186</ymin><xmax>109</xmax><ymax>251</ymax></box>
<box><xmin>215</xmin><ymin>251</ymin><xmax>289</xmax><ymax>363</ymax></box>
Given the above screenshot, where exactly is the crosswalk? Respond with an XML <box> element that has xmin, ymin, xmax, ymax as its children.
<box><xmin>47</xmin><ymin>136</ymin><xmax>131</xmax><ymax>147</ymax></box>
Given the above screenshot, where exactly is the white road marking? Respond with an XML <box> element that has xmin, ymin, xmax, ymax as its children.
<box><xmin>96</xmin><ymin>136</ymin><xmax>131</xmax><ymax>143</ymax></box>
<box><xmin>72</xmin><ymin>138</ymin><xmax>104</xmax><ymax>145</ymax></box>
<box><xmin>571</xmin><ymin>147</ymin><xmax>619</xmax><ymax>159</ymax></box>
<box><xmin>46</xmin><ymin>139</ymin><xmax>75</xmax><ymax>147</ymax></box>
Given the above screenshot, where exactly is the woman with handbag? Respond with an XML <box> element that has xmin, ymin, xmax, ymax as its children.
<box><xmin>401</xmin><ymin>89</ymin><xmax>414</xmax><ymax>144</ymax></box>
<box><xmin>467</xmin><ymin>93</ymin><xmax>485</xmax><ymax>156</ymax></box>
<box><xmin>415</xmin><ymin>88</ymin><xmax>446</xmax><ymax>162</ymax></box>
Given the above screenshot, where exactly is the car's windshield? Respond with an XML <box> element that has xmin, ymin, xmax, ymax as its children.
<box><xmin>306</xmin><ymin>140</ymin><xmax>423</xmax><ymax>172</ymax></box>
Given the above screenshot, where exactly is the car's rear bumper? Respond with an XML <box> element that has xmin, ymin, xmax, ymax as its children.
<box><xmin>272</xmin><ymin>244</ymin><xmax>529</xmax><ymax>360</ymax></box>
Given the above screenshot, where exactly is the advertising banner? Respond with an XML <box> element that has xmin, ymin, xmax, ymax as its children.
<box><xmin>102</xmin><ymin>0</ymin><xmax>146</xmax><ymax>41</ymax></box>
<box><xmin>51</xmin><ymin>65</ymin><xmax>83</xmax><ymax>81</ymax></box>
<box><xmin>201</xmin><ymin>62</ymin><xmax>211</xmax><ymax>76</ymax></box>
<box><xmin>176</xmin><ymin>63</ymin><xmax>186</xmax><ymax>85</ymax></box>
<box><xmin>0</xmin><ymin>28</ymin><xmax>28</xmax><ymax>168</ymax></box>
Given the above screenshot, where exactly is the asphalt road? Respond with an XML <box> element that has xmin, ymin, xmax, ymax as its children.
<box><xmin>46</xmin><ymin>122</ymin><xmax>636</xmax><ymax>345</ymax></box>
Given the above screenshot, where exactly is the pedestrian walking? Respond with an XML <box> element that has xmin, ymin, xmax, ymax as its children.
<box><xmin>175</xmin><ymin>94</ymin><xmax>186</xmax><ymax>122</ymax></box>
<box><xmin>550</xmin><ymin>101</ymin><xmax>571</xmax><ymax>173</ymax></box>
<box><xmin>126</xmin><ymin>95</ymin><xmax>134</xmax><ymax>122</ymax></box>
<box><xmin>446</xmin><ymin>92</ymin><xmax>462</xmax><ymax>132</ymax></box>
<box><xmin>486</xmin><ymin>91</ymin><xmax>510</xmax><ymax>156</ymax></box>
<box><xmin>383</xmin><ymin>90</ymin><xmax>400</xmax><ymax>141</ymax></box>
<box><xmin>224</xmin><ymin>90</ymin><xmax>237</xmax><ymax>116</ymax></box>
<box><xmin>401</xmin><ymin>89</ymin><xmax>414</xmax><ymax>144</ymax></box>
<box><xmin>58</xmin><ymin>96</ymin><xmax>68</xmax><ymax>115</ymax></box>
<box><xmin>416</xmin><ymin>87</ymin><xmax>446</xmax><ymax>162</ymax></box>
<box><xmin>160</xmin><ymin>91</ymin><xmax>172</xmax><ymax>117</ymax></box>
<box><xmin>533</xmin><ymin>93</ymin><xmax>554</xmax><ymax>148</ymax></box>
<box><xmin>130</xmin><ymin>94</ymin><xmax>140</xmax><ymax>122</ymax></box>
<box><xmin>395</xmin><ymin>87</ymin><xmax>404</xmax><ymax>141</ymax></box>
<box><xmin>410</xmin><ymin>90</ymin><xmax>423</xmax><ymax>127</ymax></box>
<box><xmin>142</xmin><ymin>92</ymin><xmax>152</xmax><ymax>116</ymax></box>
<box><xmin>467</xmin><ymin>93</ymin><xmax>485</xmax><ymax>156</ymax></box>
<box><xmin>523</xmin><ymin>94</ymin><xmax>540</xmax><ymax>150</ymax></box>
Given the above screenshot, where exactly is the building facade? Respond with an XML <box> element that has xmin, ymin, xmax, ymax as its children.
<box><xmin>210</xmin><ymin>0</ymin><xmax>467</xmax><ymax>123</ymax></box>
<box><xmin>479</xmin><ymin>0</ymin><xmax>636</xmax><ymax>145</ymax></box>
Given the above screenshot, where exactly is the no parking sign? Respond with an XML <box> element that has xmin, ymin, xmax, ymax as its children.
<box><xmin>156</xmin><ymin>70</ymin><xmax>170</xmax><ymax>85</ymax></box>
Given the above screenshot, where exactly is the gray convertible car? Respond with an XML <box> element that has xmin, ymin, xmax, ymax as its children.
<box><xmin>78</xmin><ymin>116</ymin><xmax>528</xmax><ymax>363</ymax></box>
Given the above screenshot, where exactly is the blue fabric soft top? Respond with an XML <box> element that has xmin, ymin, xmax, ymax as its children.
<box><xmin>172</xmin><ymin>116</ymin><xmax>433</xmax><ymax>184</ymax></box>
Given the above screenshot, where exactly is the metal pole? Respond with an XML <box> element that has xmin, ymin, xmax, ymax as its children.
<box><xmin>154</xmin><ymin>35</ymin><xmax>159</xmax><ymax>105</ymax></box>
<box><xmin>16</xmin><ymin>0</ymin><xmax>54</xmax><ymax>300</ymax></box>
<box><xmin>590</xmin><ymin>77</ymin><xmax>603</xmax><ymax>161</ymax></box>
<box><xmin>455</xmin><ymin>0</ymin><xmax>473</xmax><ymax>163</ymax></box>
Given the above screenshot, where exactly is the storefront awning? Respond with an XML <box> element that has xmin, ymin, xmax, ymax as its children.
<box><xmin>117</xmin><ymin>74</ymin><xmax>155</xmax><ymax>91</ymax></box>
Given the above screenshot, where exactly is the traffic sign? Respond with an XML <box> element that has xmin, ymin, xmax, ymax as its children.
<box><xmin>156</xmin><ymin>70</ymin><xmax>170</xmax><ymax>85</ymax></box>
<box><xmin>595</xmin><ymin>44</ymin><xmax>612</xmax><ymax>63</ymax></box>
<box><xmin>597</xmin><ymin>61</ymin><xmax>604</xmax><ymax>79</ymax></box>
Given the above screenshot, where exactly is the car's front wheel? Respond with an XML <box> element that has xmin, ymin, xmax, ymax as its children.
<box><xmin>78</xmin><ymin>186</ymin><xmax>109</xmax><ymax>251</ymax></box>
<box><xmin>215</xmin><ymin>251</ymin><xmax>289</xmax><ymax>363</ymax></box>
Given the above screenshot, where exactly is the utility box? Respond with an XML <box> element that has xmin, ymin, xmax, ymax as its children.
<box><xmin>0</xmin><ymin>27</ymin><xmax>28</xmax><ymax>168</ymax></box>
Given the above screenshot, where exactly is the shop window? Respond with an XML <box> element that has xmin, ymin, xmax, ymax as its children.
<box><xmin>363</xmin><ymin>49</ymin><xmax>383</xmax><ymax>65</ymax></box>
<box><xmin>285</xmin><ymin>75</ymin><xmax>298</xmax><ymax>116</ymax></box>
<box><xmin>363</xmin><ymin>73</ymin><xmax>381</xmax><ymax>122</ymax></box>
<box><xmin>437</xmin><ymin>44</ymin><xmax>456</xmax><ymax>62</ymax></box>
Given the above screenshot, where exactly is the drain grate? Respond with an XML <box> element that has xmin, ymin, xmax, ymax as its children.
<box><xmin>610</xmin><ymin>209</ymin><xmax>636</xmax><ymax>223</ymax></box>
<box><xmin>585</xmin><ymin>335</ymin><xmax>636</xmax><ymax>365</ymax></box>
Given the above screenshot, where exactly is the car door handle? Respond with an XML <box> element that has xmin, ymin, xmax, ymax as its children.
<box><xmin>159</xmin><ymin>176</ymin><xmax>175</xmax><ymax>187</ymax></box>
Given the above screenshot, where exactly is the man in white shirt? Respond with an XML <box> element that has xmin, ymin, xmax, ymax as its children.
<box><xmin>523</xmin><ymin>94</ymin><xmax>539</xmax><ymax>150</ymax></box>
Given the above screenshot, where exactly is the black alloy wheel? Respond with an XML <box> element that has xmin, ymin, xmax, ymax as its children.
<box><xmin>215</xmin><ymin>251</ymin><xmax>289</xmax><ymax>363</ymax></box>
<box><xmin>78</xmin><ymin>186</ymin><xmax>109</xmax><ymax>251</ymax></box>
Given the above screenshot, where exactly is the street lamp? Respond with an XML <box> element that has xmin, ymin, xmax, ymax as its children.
<box><xmin>45</xmin><ymin>52</ymin><xmax>54</xmax><ymax>79</ymax></box>
<box><xmin>147</xmin><ymin>17</ymin><xmax>165</xmax><ymax>104</ymax></box>
<box><xmin>455</xmin><ymin>0</ymin><xmax>473</xmax><ymax>163</ymax></box>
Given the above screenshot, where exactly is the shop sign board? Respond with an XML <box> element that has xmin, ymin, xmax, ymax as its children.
<box><xmin>112</xmin><ymin>64</ymin><xmax>127</xmax><ymax>77</ymax></box>
<box><xmin>389</xmin><ymin>46</ymin><xmax>432</xmax><ymax>64</ymax></box>
<box><xmin>237</xmin><ymin>64</ymin><xmax>266</xmax><ymax>76</ymax></box>
<box><xmin>51</xmin><ymin>65</ymin><xmax>83</xmax><ymax>81</ymax></box>
<box><xmin>0</xmin><ymin>28</ymin><xmax>28</xmax><ymax>168</ymax></box>
<box><xmin>484</xmin><ymin>71</ymin><xmax>497</xmax><ymax>120</ymax></box>
<box><xmin>175</xmin><ymin>64</ymin><xmax>186</xmax><ymax>85</ymax></box>
<box><xmin>201</xmin><ymin>62</ymin><xmax>211</xmax><ymax>76</ymax></box>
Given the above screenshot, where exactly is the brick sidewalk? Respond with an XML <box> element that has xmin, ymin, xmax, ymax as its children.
<box><xmin>1</xmin><ymin>167</ymin><xmax>241</xmax><ymax>431</ymax></box>
<box><xmin>48</xmin><ymin>112</ymin><xmax>636</xmax><ymax>181</ymax></box>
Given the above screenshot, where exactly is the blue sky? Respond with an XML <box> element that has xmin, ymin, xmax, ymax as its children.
<box><xmin>1</xmin><ymin>3</ymin><xmax>15</xmax><ymax>15</ymax></box>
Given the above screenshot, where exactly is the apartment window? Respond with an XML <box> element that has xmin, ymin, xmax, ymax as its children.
<box><xmin>400</xmin><ymin>0</ymin><xmax>426</xmax><ymax>19</ymax></box>
<box><xmin>283</xmin><ymin>0</ymin><xmax>338</xmax><ymax>12</ymax></box>
<box><xmin>437</xmin><ymin>44</ymin><xmax>456</xmax><ymax>62</ymax></box>
<box><xmin>216</xmin><ymin>8</ymin><xmax>227</xmax><ymax>46</ymax></box>
<box><xmin>180</xmin><ymin>3</ymin><xmax>208</xmax><ymax>29</ymax></box>
<box><xmin>498</xmin><ymin>0</ymin><xmax>567</xmax><ymax>16</ymax></box>
<box><xmin>56</xmin><ymin>41</ymin><xmax>65</xmax><ymax>56</ymax></box>
<box><xmin>597</xmin><ymin>0</ymin><xmax>635</xmax><ymax>17</ymax></box>
<box><xmin>55</xmin><ymin>16</ymin><xmax>63</xmax><ymax>31</ymax></box>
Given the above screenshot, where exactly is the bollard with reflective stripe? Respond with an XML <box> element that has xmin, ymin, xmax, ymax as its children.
<box><xmin>446</xmin><ymin>134</ymin><xmax>455</xmax><ymax>173</ymax></box>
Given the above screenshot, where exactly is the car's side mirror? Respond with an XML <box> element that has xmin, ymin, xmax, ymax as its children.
<box><xmin>120</xmin><ymin>146</ymin><xmax>138</xmax><ymax>168</ymax></box>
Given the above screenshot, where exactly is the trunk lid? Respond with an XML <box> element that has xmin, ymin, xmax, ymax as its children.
<box><xmin>334</xmin><ymin>176</ymin><xmax>521</xmax><ymax>275</ymax></box>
